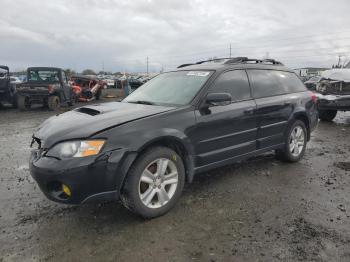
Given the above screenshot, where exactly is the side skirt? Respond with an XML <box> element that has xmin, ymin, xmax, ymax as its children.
<box><xmin>194</xmin><ymin>143</ymin><xmax>284</xmax><ymax>174</ymax></box>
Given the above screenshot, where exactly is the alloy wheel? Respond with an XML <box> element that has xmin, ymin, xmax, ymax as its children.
<box><xmin>289</xmin><ymin>126</ymin><xmax>305</xmax><ymax>157</ymax></box>
<box><xmin>138</xmin><ymin>158</ymin><xmax>178</xmax><ymax>209</ymax></box>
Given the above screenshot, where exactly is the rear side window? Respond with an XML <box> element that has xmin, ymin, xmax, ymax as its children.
<box><xmin>278</xmin><ymin>71</ymin><xmax>307</xmax><ymax>93</ymax></box>
<box><xmin>247</xmin><ymin>70</ymin><xmax>306</xmax><ymax>98</ymax></box>
<box><xmin>209</xmin><ymin>70</ymin><xmax>251</xmax><ymax>101</ymax></box>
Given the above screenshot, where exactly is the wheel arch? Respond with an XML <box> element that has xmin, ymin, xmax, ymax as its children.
<box><xmin>291</xmin><ymin>112</ymin><xmax>311</xmax><ymax>141</ymax></box>
<box><xmin>136</xmin><ymin>135</ymin><xmax>196</xmax><ymax>184</ymax></box>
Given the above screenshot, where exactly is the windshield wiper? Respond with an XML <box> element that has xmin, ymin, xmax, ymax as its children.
<box><xmin>127</xmin><ymin>100</ymin><xmax>155</xmax><ymax>105</ymax></box>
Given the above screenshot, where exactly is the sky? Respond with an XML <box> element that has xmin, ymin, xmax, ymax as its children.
<box><xmin>1</xmin><ymin>0</ymin><xmax>350</xmax><ymax>73</ymax></box>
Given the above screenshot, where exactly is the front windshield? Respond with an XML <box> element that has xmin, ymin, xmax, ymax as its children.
<box><xmin>28</xmin><ymin>69</ymin><xmax>60</xmax><ymax>82</ymax></box>
<box><xmin>124</xmin><ymin>70</ymin><xmax>212</xmax><ymax>106</ymax></box>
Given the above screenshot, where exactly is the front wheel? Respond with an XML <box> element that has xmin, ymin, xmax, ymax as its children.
<box><xmin>121</xmin><ymin>147</ymin><xmax>185</xmax><ymax>218</ymax></box>
<box><xmin>17</xmin><ymin>95</ymin><xmax>30</xmax><ymax>111</ymax></box>
<box><xmin>319</xmin><ymin>110</ymin><xmax>337</xmax><ymax>122</ymax></box>
<box><xmin>48</xmin><ymin>95</ymin><xmax>60</xmax><ymax>111</ymax></box>
<box><xmin>276</xmin><ymin>120</ymin><xmax>307</xmax><ymax>162</ymax></box>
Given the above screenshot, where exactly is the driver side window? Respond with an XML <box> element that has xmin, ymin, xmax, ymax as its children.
<box><xmin>208</xmin><ymin>70</ymin><xmax>252</xmax><ymax>102</ymax></box>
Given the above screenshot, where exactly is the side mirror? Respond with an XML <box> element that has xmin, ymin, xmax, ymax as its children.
<box><xmin>206</xmin><ymin>92</ymin><xmax>232</xmax><ymax>106</ymax></box>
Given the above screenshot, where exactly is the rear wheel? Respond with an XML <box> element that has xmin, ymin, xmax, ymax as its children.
<box><xmin>319</xmin><ymin>110</ymin><xmax>337</xmax><ymax>122</ymax></box>
<box><xmin>276</xmin><ymin>120</ymin><xmax>307</xmax><ymax>162</ymax></box>
<box><xmin>121</xmin><ymin>147</ymin><xmax>185</xmax><ymax>218</ymax></box>
<box><xmin>48</xmin><ymin>95</ymin><xmax>60</xmax><ymax>111</ymax></box>
<box><xmin>17</xmin><ymin>95</ymin><xmax>30</xmax><ymax>111</ymax></box>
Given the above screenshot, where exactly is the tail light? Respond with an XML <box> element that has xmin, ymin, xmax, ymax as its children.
<box><xmin>48</xmin><ymin>84</ymin><xmax>54</xmax><ymax>93</ymax></box>
<box><xmin>309</xmin><ymin>91</ymin><xmax>317</xmax><ymax>104</ymax></box>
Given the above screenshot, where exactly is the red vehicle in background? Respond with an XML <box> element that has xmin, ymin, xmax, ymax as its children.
<box><xmin>70</xmin><ymin>75</ymin><xmax>104</xmax><ymax>102</ymax></box>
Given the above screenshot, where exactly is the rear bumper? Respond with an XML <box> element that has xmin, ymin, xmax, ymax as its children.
<box><xmin>316</xmin><ymin>93</ymin><xmax>350</xmax><ymax>111</ymax></box>
<box><xmin>29</xmin><ymin>148</ymin><xmax>129</xmax><ymax>204</ymax></box>
<box><xmin>17</xmin><ymin>90</ymin><xmax>50</xmax><ymax>103</ymax></box>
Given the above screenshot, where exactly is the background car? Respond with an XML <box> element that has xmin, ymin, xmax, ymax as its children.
<box><xmin>16</xmin><ymin>67</ymin><xmax>75</xmax><ymax>111</ymax></box>
<box><xmin>0</xmin><ymin>65</ymin><xmax>18</xmax><ymax>107</ymax></box>
<box><xmin>304</xmin><ymin>76</ymin><xmax>321</xmax><ymax>91</ymax></box>
<box><xmin>10</xmin><ymin>76</ymin><xmax>22</xmax><ymax>84</ymax></box>
<box><xmin>315</xmin><ymin>69</ymin><xmax>350</xmax><ymax>121</ymax></box>
<box><xmin>70</xmin><ymin>75</ymin><xmax>104</xmax><ymax>102</ymax></box>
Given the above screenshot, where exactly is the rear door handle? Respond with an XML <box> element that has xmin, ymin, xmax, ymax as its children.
<box><xmin>244</xmin><ymin>108</ymin><xmax>255</xmax><ymax>114</ymax></box>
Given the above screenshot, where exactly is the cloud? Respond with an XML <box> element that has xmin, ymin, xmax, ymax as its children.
<box><xmin>1</xmin><ymin>0</ymin><xmax>350</xmax><ymax>72</ymax></box>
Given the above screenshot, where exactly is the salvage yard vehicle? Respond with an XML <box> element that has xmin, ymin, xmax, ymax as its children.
<box><xmin>16</xmin><ymin>67</ymin><xmax>75</xmax><ymax>111</ymax></box>
<box><xmin>128</xmin><ymin>76</ymin><xmax>144</xmax><ymax>90</ymax></box>
<box><xmin>0</xmin><ymin>65</ymin><xmax>17</xmax><ymax>107</ymax></box>
<box><xmin>304</xmin><ymin>76</ymin><xmax>321</xmax><ymax>91</ymax></box>
<box><xmin>314</xmin><ymin>69</ymin><xmax>350</xmax><ymax>121</ymax></box>
<box><xmin>29</xmin><ymin>57</ymin><xmax>318</xmax><ymax>218</ymax></box>
<box><xmin>70</xmin><ymin>75</ymin><xmax>104</xmax><ymax>102</ymax></box>
<box><xmin>104</xmin><ymin>77</ymin><xmax>115</xmax><ymax>88</ymax></box>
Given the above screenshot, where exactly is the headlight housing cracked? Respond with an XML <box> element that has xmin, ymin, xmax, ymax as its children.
<box><xmin>46</xmin><ymin>140</ymin><xmax>106</xmax><ymax>159</ymax></box>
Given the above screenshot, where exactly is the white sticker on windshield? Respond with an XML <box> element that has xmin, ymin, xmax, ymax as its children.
<box><xmin>187</xmin><ymin>71</ymin><xmax>210</xmax><ymax>77</ymax></box>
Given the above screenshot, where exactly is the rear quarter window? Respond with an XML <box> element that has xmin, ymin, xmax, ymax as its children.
<box><xmin>278</xmin><ymin>71</ymin><xmax>307</xmax><ymax>93</ymax></box>
<box><xmin>247</xmin><ymin>70</ymin><xmax>306</xmax><ymax>98</ymax></box>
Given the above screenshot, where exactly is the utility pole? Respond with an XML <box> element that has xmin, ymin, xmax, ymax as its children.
<box><xmin>146</xmin><ymin>56</ymin><xmax>149</xmax><ymax>74</ymax></box>
<box><xmin>229</xmin><ymin>43</ymin><xmax>232</xmax><ymax>58</ymax></box>
<box><xmin>102</xmin><ymin>61</ymin><xmax>104</xmax><ymax>74</ymax></box>
<box><xmin>337</xmin><ymin>55</ymin><xmax>342</xmax><ymax>68</ymax></box>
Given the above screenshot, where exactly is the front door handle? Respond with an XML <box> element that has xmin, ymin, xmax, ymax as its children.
<box><xmin>284</xmin><ymin>101</ymin><xmax>292</xmax><ymax>106</ymax></box>
<box><xmin>244</xmin><ymin>108</ymin><xmax>255</xmax><ymax>115</ymax></box>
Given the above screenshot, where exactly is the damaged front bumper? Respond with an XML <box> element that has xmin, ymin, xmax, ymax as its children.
<box><xmin>29</xmin><ymin>148</ymin><xmax>129</xmax><ymax>204</ymax></box>
<box><xmin>316</xmin><ymin>93</ymin><xmax>350</xmax><ymax>111</ymax></box>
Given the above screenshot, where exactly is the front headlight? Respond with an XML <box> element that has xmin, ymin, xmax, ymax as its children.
<box><xmin>46</xmin><ymin>140</ymin><xmax>105</xmax><ymax>159</ymax></box>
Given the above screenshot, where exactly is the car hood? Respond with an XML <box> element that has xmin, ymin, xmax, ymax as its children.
<box><xmin>321</xmin><ymin>69</ymin><xmax>350</xmax><ymax>82</ymax></box>
<box><xmin>34</xmin><ymin>102</ymin><xmax>175</xmax><ymax>148</ymax></box>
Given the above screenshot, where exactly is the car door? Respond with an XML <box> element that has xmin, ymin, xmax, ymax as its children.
<box><xmin>191</xmin><ymin>70</ymin><xmax>258</xmax><ymax>168</ymax></box>
<box><xmin>60</xmin><ymin>71</ymin><xmax>72</xmax><ymax>102</ymax></box>
<box><xmin>246</xmin><ymin>69</ymin><xmax>294</xmax><ymax>149</ymax></box>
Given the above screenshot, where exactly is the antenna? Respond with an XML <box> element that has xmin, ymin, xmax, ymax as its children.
<box><xmin>146</xmin><ymin>56</ymin><xmax>149</xmax><ymax>74</ymax></box>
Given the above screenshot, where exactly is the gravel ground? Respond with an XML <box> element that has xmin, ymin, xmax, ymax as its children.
<box><xmin>0</xmin><ymin>96</ymin><xmax>349</xmax><ymax>262</ymax></box>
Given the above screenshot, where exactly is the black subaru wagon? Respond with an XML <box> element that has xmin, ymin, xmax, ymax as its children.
<box><xmin>30</xmin><ymin>57</ymin><xmax>318</xmax><ymax>218</ymax></box>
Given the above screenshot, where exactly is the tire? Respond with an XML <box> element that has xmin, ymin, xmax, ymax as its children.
<box><xmin>275</xmin><ymin>120</ymin><xmax>307</xmax><ymax>162</ymax></box>
<box><xmin>48</xmin><ymin>95</ymin><xmax>60</xmax><ymax>111</ymax></box>
<box><xmin>121</xmin><ymin>146</ymin><xmax>185</xmax><ymax>218</ymax></box>
<box><xmin>319</xmin><ymin>110</ymin><xmax>337</xmax><ymax>122</ymax></box>
<box><xmin>17</xmin><ymin>95</ymin><xmax>30</xmax><ymax>111</ymax></box>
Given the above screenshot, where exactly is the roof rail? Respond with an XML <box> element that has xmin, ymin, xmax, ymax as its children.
<box><xmin>177</xmin><ymin>63</ymin><xmax>195</xmax><ymax>68</ymax></box>
<box><xmin>224</xmin><ymin>57</ymin><xmax>283</xmax><ymax>65</ymax></box>
<box><xmin>177</xmin><ymin>57</ymin><xmax>283</xmax><ymax>68</ymax></box>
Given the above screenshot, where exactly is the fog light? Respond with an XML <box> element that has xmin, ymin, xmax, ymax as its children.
<box><xmin>62</xmin><ymin>184</ymin><xmax>71</xmax><ymax>197</ymax></box>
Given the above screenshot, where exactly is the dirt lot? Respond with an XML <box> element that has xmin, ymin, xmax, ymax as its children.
<box><xmin>0</xmin><ymin>96</ymin><xmax>349</xmax><ymax>262</ymax></box>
